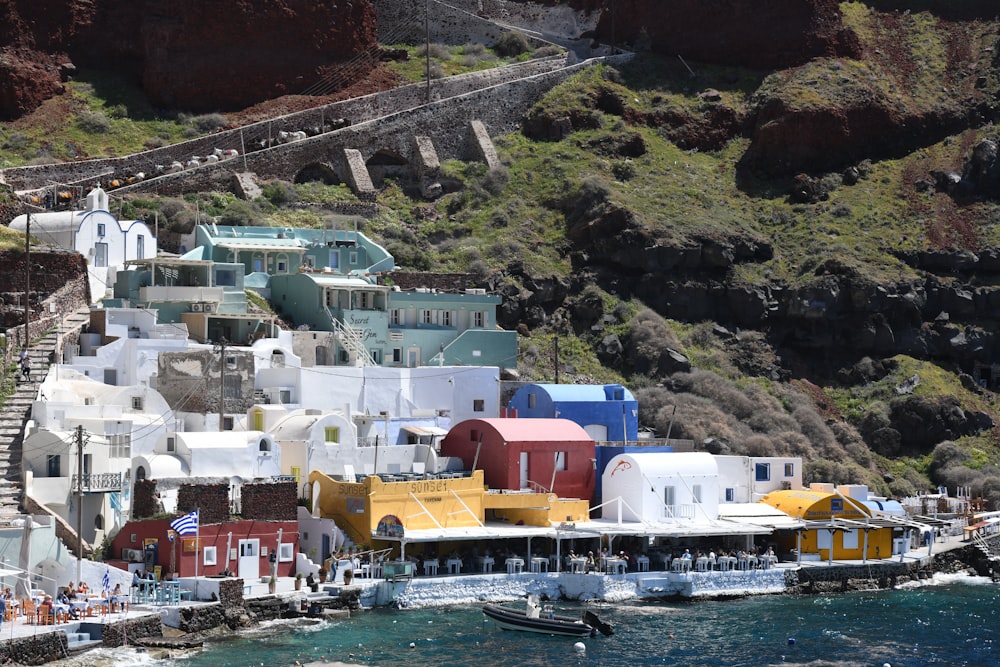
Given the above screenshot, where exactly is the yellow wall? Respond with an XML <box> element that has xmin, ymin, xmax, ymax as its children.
<box><xmin>308</xmin><ymin>471</ymin><xmax>592</xmax><ymax>543</ymax></box>
<box><xmin>774</xmin><ymin>526</ymin><xmax>895</xmax><ymax>560</ymax></box>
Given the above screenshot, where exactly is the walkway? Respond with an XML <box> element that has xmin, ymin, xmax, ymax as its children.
<box><xmin>0</xmin><ymin>308</ymin><xmax>91</xmax><ymax>524</ymax></box>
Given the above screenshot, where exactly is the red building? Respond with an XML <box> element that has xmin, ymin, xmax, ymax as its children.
<box><xmin>108</xmin><ymin>518</ymin><xmax>298</xmax><ymax>581</ymax></box>
<box><xmin>441</xmin><ymin>418</ymin><xmax>596</xmax><ymax>500</ymax></box>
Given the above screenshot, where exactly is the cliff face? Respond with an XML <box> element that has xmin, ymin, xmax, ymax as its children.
<box><xmin>0</xmin><ymin>0</ymin><xmax>377</xmax><ymax>118</ymax></box>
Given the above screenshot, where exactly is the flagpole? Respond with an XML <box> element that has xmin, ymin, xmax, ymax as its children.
<box><xmin>194</xmin><ymin>509</ymin><xmax>199</xmax><ymax>600</ymax></box>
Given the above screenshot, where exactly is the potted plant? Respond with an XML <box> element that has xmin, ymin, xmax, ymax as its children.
<box><xmin>294</xmin><ymin>573</ymin><xmax>303</xmax><ymax>591</ymax></box>
<box><xmin>317</xmin><ymin>566</ymin><xmax>328</xmax><ymax>583</ymax></box>
<box><xmin>343</xmin><ymin>569</ymin><xmax>354</xmax><ymax>585</ymax></box>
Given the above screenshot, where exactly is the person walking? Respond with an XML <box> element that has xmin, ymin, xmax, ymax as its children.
<box><xmin>20</xmin><ymin>353</ymin><xmax>31</xmax><ymax>382</ymax></box>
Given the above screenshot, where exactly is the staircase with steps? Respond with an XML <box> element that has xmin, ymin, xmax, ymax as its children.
<box><xmin>0</xmin><ymin>308</ymin><xmax>92</xmax><ymax>525</ymax></box>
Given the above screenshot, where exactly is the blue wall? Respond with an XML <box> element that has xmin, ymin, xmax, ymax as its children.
<box><xmin>508</xmin><ymin>384</ymin><xmax>639</xmax><ymax>442</ymax></box>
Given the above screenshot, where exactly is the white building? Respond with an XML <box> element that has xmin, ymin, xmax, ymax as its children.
<box><xmin>9</xmin><ymin>187</ymin><xmax>156</xmax><ymax>302</ymax></box>
<box><xmin>715</xmin><ymin>456</ymin><xmax>803</xmax><ymax>503</ymax></box>
<box><xmin>132</xmin><ymin>430</ymin><xmax>282</xmax><ymax>514</ymax></box>
<box><xmin>252</xmin><ymin>331</ymin><xmax>501</xmax><ymax>422</ymax></box>
<box><xmin>22</xmin><ymin>370</ymin><xmax>174</xmax><ymax>547</ymax></box>
<box><xmin>601</xmin><ymin>452</ymin><xmax>721</xmax><ymax>523</ymax></box>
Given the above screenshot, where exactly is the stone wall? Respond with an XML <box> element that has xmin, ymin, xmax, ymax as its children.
<box><xmin>0</xmin><ymin>55</ymin><xmax>573</xmax><ymax>194</ymax></box>
<box><xmin>0</xmin><ymin>631</ymin><xmax>69</xmax><ymax>665</ymax></box>
<box><xmin>132</xmin><ymin>479</ymin><xmax>159</xmax><ymax>519</ymax></box>
<box><xmin>241</xmin><ymin>481</ymin><xmax>297</xmax><ymax>521</ymax></box>
<box><xmin>389</xmin><ymin>272</ymin><xmax>481</xmax><ymax>292</ymax></box>
<box><xmin>789</xmin><ymin>560</ymin><xmax>929</xmax><ymax>593</ymax></box>
<box><xmin>177</xmin><ymin>483</ymin><xmax>229</xmax><ymax>524</ymax></box>
<box><xmin>102</xmin><ymin>614</ymin><xmax>164</xmax><ymax>648</ymax></box>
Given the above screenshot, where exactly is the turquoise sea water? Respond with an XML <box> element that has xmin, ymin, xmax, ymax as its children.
<box><xmin>70</xmin><ymin>575</ymin><xmax>1000</xmax><ymax>667</ymax></box>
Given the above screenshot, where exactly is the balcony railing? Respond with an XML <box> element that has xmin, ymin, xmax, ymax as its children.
<box><xmin>71</xmin><ymin>472</ymin><xmax>123</xmax><ymax>491</ymax></box>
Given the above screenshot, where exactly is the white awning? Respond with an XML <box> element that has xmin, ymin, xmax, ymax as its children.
<box><xmin>401</xmin><ymin>426</ymin><xmax>449</xmax><ymax>437</ymax></box>
<box><xmin>717</xmin><ymin>503</ymin><xmax>806</xmax><ymax>530</ymax></box>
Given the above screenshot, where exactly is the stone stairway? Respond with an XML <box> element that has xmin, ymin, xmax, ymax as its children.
<box><xmin>0</xmin><ymin>308</ymin><xmax>91</xmax><ymax>524</ymax></box>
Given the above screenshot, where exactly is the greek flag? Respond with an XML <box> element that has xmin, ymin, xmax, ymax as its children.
<box><xmin>102</xmin><ymin>568</ymin><xmax>110</xmax><ymax>597</ymax></box>
<box><xmin>170</xmin><ymin>509</ymin><xmax>199</xmax><ymax>536</ymax></box>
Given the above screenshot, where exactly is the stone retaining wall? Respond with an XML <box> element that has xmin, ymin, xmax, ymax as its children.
<box><xmin>0</xmin><ymin>631</ymin><xmax>69</xmax><ymax>665</ymax></box>
<box><xmin>102</xmin><ymin>614</ymin><xmax>164</xmax><ymax>648</ymax></box>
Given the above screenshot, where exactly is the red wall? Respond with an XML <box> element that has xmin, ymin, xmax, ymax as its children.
<box><xmin>108</xmin><ymin>518</ymin><xmax>299</xmax><ymax>578</ymax></box>
<box><xmin>441</xmin><ymin>420</ymin><xmax>596</xmax><ymax>500</ymax></box>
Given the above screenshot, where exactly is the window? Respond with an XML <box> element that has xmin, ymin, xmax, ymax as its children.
<box><xmin>279</xmin><ymin>543</ymin><xmax>294</xmax><ymax>562</ymax></box>
<box><xmin>784</xmin><ymin>462</ymin><xmax>795</xmax><ymax>477</ymax></box>
<box><xmin>136</xmin><ymin>466</ymin><xmax>146</xmax><ymax>481</ymax></box>
<box><xmin>226</xmin><ymin>355</ymin><xmax>238</xmax><ymax>369</ymax></box>
<box><xmin>663</xmin><ymin>485</ymin><xmax>675</xmax><ymax>508</ymax></box>
<box><xmin>441</xmin><ymin>310</ymin><xmax>453</xmax><ymax>327</ymax></box>
<box><xmin>555</xmin><ymin>451</ymin><xmax>566</xmax><ymax>471</ymax></box>
<box><xmin>94</xmin><ymin>243</ymin><xmax>108</xmax><ymax>267</ymax></box>
<box><xmin>349</xmin><ymin>251</ymin><xmax>358</xmax><ymax>265</ymax></box>
<box><xmin>392</xmin><ymin>348</ymin><xmax>402</xmax><ymax>363</ymax></box>
<box><xmin>203</xmin><ymin>546</ymin><xmax>218</xmax><ymax>567</ymax></box>
<box><xmin>47</xmin><ymin>455</ymin><xmax>60</xmax><ymax>477</ymax></box>
<box><xmin>830</xmin><ymin>498</ymin><xmax>844</xmax><ymax>512</ymax></box>
<box><xmin>692</xmin><ymin>484</ymin><xmax>702</xmax><ymax>504</ymax></box>
<box><xmin>473</xmin><ymin>311</ymin><xmax>485</xmax><ymax>328</ymax></box>
<box><xmin>97</xmin><ymin>223</ymin><xmax>106</xmax><ymax>237</ymax></box>
<box><xmin>371</xmin><ymin>349</ymin><xmax>381</xmax><ymax>364</ymax></box>
<box><xmin>222</xmin><ymin>416</ymin><xmax>234</xmax><ymax>431</ymax></box>
<box><xmin>166</xmin><ymin>437</ymin><xmax>175</xmax><ymax>453</ymax></box>
<box><xmin>259</xmin><ymin>439</ymin><xmax>272</xmax><ymax>454</ymax></box>
<box><xmin>358</xmin><ymin>292</ymin><xmax>370</xmax><ymax>309</ymax></box>
<box><xmin>470</xmin><ymin>429</ymin><xmax>480</xmax><ymax>443</ymax></box>
<box><xmin>473</xmin><ymin>399</ymin><xmax>485</xmax><ymax>412</ymax></box>
<box><xmin>132</xmin><ymin>396</ymin><xmax>144</xmax><ymax>411</ymax></box>
<box><xmin>390</xmin><ymin>309</ymin><xmax>402</xmax><ymax>325</ymax></box>
<box><xmin>277</xmin><ymin>260</ymin><xmax>287</xmax><ymax>273</ymax></box>
<box><xmin>215</xmin><ymin>269</ymin><xmax>236</xmax><ymax>286</ymax></box>
<box><xmin>755</xmin><ymin>462</ymin><xmax>770</xmax><ymax>482</ymax></box>
<box><xmin>528</xmin><ymin>393</ymin><xmax>536</xmax><ymax>409</ymax></box>
<box><xmin>136</xmin><ymin>235</ymin><xmax>144</xmax><ymax>258</ymax></box>
<box><xmin>324</xmin><ymin>427</ymin><xmax>340</xmax><ymax>443</ymax></box>
<box><xmin>252</xmin><ymin>410</ymin><xmax>263</xmax><ymax>431</ymax></box>
<box><xmin>291</xmin><ymin>466</ymin><xmax>301</xmax><ymax>483</ymax></box>
<box><xmin>725</xmin><ymin>487</ymin><xmax>735</xmax><ymax>502</ymax></box>
<box><xmin>420</xmin><ymin>309</ymin><xmax>434</xmax><ymax>325</ymax></box>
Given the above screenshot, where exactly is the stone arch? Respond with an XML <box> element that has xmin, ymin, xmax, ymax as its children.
<box><xmin>294</xmin><ymin>162</ymin><xmax>341</xmax><ymax>185</ymax></box>
<box><xmin>366</xmin><ymin>149</ymin><xmax>411</xmax><ymax>187</ymax></box>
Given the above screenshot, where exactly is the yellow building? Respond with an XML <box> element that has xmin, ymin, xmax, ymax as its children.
<box><xmin>760</xmin><ymin>488</ymin><xmax>897</xmax><ymax>561</ymax></box>
<box><xmin>308</xmin><ymin>470</ymin><xmax>591</xmax><ymax>559</ymax></box>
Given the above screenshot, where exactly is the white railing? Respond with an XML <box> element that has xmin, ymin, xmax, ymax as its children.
<box><xmin>329</xmin><ymin>311</ymin><xmax>376</xmax><ymax>366</ymax></box>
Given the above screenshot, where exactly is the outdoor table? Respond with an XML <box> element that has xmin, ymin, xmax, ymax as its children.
<box><xmin>636</xmin><ymin>555</ymin><xmax>650</xmax><ymax>572</ymax></box>
<box><xmin>477</xmin><ymin>556</ymin><xmax>494</xmax><ymax>573</ymax></box>
<box><xmin>569</xmin><ymin>557</ymin><xmax>587</xmax><ymax>573</ymax></box>
<box><xmin>446</xmin><ymin>558</ymin><xmax>463</xmax><ymax>574</ymax></box>
<box><xmin>158</xmin><ymin>581</ymin><xmax>183</xmax><ymax>605</ymax></box>
<box><xmin>548</xmin><ymin>554</ymin><xmax>561</xmax><ymax>571</ymax></box>
<box><xmin>530</xmin><ymin>557</ymin><xmax>548</xmax><ymax>573</ymax></box>
<box><xmin>423</xmin><ymin>559</ymin><xmax>439</xmax><ymax>576</ymax></box>
<box><xmin>505</xmin><ymin>557</ymin><xmax>524</xmax><ymax>574</ymax></box>
<box><xmin>604</xmin><ymin>557</ymin><xmax>626</xmax><ymax>574</ymax></box>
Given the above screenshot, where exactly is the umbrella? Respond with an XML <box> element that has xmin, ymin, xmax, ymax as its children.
<box><xmin>15</xmin><ymin>516</ymin><xmax>32</xmax><ymax>598</ymax></box>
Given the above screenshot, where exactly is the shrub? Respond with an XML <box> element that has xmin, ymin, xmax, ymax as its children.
<box><xmin>190</xmin><ymin>113</ymin><xmax>227</xmax><ymax>133</ymax></box>
<box><xmin>493</xmin><ymin>31</ymin><xmax>530</xmax><ymax>57</ymax></box>
<box><xmin>262</xmin><ymin>181</ymin><xmax>298</xmax><ymax>206</ymax></box>
<box><xmin>2</xmin><ymin>132</ymin><xmax>30</xmax><ymax>151</ymax></box>
<box><xmin>76</xmin><ymin>110</ymin><xmax>110</xmax><ymax>134</ymax></box>
<box><xmin>106</xmin><ymin>104</ymin><xmax>129</xmax><ymax>119</ymax></box>
<box><xmin>532</xmin><ymin>45</ymin><xmax>563</xmax><ymax>59</ymax></box>
<box><xmin>219</xmin><ymin>200</ymin><xmax>257</xmax><ymax>226</ymax></box>
<box><xmin>481</xmin><ymin>166</ymin><xmax>509</xmax><ymax>196</ymax></box>
<box><xmin>418</xmin><ymin>43</ymin><xmax>449</xmax><ymax>59</ymax></box>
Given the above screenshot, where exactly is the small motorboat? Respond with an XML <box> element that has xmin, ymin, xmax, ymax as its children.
<box><xmin>482</xmin><ymin>595</ymin><xmax>614</xmax><ymax>638</ymax></box>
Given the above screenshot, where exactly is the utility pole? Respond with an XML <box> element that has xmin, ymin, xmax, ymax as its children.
<box><xmin>554</xmin><ymin>336</ymin><xmax>559</xmax><ymax>384</ymax></box>
<box><xmin>76</xmin><ymin>424</ymin><xmax>86</xmax><ymax>584</ymax></box>
<box><xmin>218</xmin><ymin>339</ymin><xmax>227</xmax><ymax>432</ymax></box>
<box><xmin>23</xmin><ymin>212</ymin><xmax>30</xmax><ymax>348</ymax></box>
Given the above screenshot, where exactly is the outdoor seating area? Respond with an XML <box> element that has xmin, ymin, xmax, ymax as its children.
<box><xmin>131</xmin><ymin>579</ymin><xmax>189</xmax><ymax>606</ymax></box>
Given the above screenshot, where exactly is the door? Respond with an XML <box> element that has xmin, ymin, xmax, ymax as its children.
<box><xmin>519</xmin><ymin>451</ymin><xmax>529</xmax><ymax>489</ymax></box>
<box><xmin>238</xmin><ymin>539</ymin><xmax>260</xmax><ymax>580</ymax></box>
<box><xmin>322</xmin><ymin>534</ymin><xmax>331</xmax><ymax>562</ymax></box>
<box><xmin>407</xmin><ymin>347</ymin><xmax>420</xmax><ymax>368</ymax></box>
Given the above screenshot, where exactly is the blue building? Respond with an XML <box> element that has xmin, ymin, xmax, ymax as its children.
<box><xmin>507</xmin><ymin>383</ymin><xmax>677</xmax><ymax>503</ymax></box>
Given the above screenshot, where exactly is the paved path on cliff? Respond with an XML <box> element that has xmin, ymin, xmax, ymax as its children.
<box><xmin>0</xmin><ymin>307</ymin><xmax>91</xmax><ymax>524</ymax></box>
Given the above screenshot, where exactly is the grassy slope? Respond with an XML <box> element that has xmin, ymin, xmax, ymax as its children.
<box><xmin>2</xmin><ymin>9</ymin><xmax>1000</xmax><ymax>498</ymax></box>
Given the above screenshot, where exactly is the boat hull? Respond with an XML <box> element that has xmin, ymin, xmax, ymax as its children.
<box><xmin>482</xmin><ymin>604</ymin><xmax>596</xmax><ymax>637</ymax></box>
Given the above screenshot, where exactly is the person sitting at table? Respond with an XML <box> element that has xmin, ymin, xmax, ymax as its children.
<box><xmin>132</xmin><ymin>570</ymin><xmax>141</xmax><ymax>588</ymax></box>
<box><xmin>585</xmin><ymin>551</ymin><xmax>597</xmax><ymax>573</ymax></box>
<box><xmin>2</xmin><ymin>587</ymin><xmax>12</xmax><ymax>601</ymax></box>
<box><xmin>77</xmin><ymin>581</ymin><xmax>89</xmax><ymax>595</ymax></box>
<box><xmin>682</xmin><ymin>549</ymin><xmax>692</xmax><ymax>560</ymax></box>
<box><xmin>110</xmin><ymin>583</ymin><xmax>123</xmax><ymax>611</ymax></box>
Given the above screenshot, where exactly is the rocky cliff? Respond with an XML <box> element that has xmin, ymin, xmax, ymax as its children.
<box><xmin>0</xmin><ymin>0</ymin><xmax>377</xmax><ymax>118</ymax></box>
